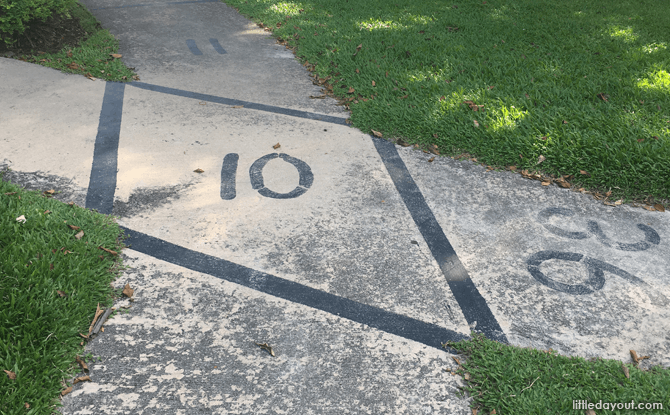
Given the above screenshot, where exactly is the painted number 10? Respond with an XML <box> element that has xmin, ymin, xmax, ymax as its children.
<box><xmin>220</xmin><ymin>153</ymin><xmax>314</xmax><ymax>200</ymax></box>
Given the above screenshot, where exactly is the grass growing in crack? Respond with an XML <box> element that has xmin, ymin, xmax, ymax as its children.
<box><xmin>0</xmin><ymin>177</ymin><xmax>124</xmax><ymax>414</ymax></box>
<box><xmin>446</xmin><ymin>334</ymin><xmax>670</xmax><ymax>414</ymax></box>
<box><xmin>8</xmin><ymin>2</ymin><xmax>137</xmax><ymax>82</ymax></box>
<box><xmin>222</xmin><ymin>0</ymin><xmax>670</xmax><ymax>203</ymax></box>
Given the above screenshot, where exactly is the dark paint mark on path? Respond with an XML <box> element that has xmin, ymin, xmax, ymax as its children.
<box><xmin>186</xmin><ymin>40</ymin><xmax>203</xmax><ymax>56</ymax></box>
<box><xmin>121</xmin><ymin>227</ymin><xmax>468</xmax><ymax>350</ymax></box>
<box><xmin>87</xmin><ymin>82</ymin><xmax>504</xmax><ymax>346</ymax></box>
<box><xmin>209</xmin><ymin>38</ymin><xmax>227</xmax><ymax>54</ymax></box>
<box><xmin>220</xmin><ymin>153</ymin><xmax>239</xmax><ymax>200</ymax></box>
<box><xmin>373</xmin><ymin>137</ymin><xmax>507</xmax><ymax>343</ymax></box>
<box><xmin>128</xmin><ymin>82</ymin><xmax>349</xmax><ymax>125</ymax></box>
<box><xmin>249</xmin><ymin>153</ymin><xmax>313</xmax><ymax>199</ymax></box>
<box><xmin>86</xmin><ymin>82</ymin><xmax>125</xmax><ymax>214</ymax></box>
<box><xmin>527</xmin><ymin>250</ymin><xmax>645</xmax><ymax>295</ymax></box>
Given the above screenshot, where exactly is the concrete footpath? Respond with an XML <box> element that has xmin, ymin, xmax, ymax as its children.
<box><xmin>1</xmin><ymin>0</ymin><xmax>669</xmax><ymax>413</ymax></box>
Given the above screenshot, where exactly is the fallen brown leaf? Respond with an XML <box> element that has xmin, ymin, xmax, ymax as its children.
<box><xmin>122</xmin><ymin>283</ymin><xmax>134</xmax><ymax>298</ymax></box>
<box><xmin>372</xmin><ymin>80</ymin><xmax>376</xmax><ymax>86</ymax></box>
<box><xmin>542</xmin><ymin>180</ymin><xmax>551</xmax><ymax>186</ymax></box>
<box><xmin>586</xmin><ymin>409</ymin><xmax>596</xmax><ymax>415</ymax></box>
<box><xmin>44</xmin><ymin>189</ymin><xmax>55</xmax><ymax>195</ymax></box>
<box><xmin>643</xmin><ymin>205</ymin><xmax>656</xmax><ymax>211</ymax></box>
<box><xmin>273</xmin><ymin>143</ymin><xmax>281</xmax><ymax>149</ymax></box>
<box><xmin>452</xmin><ymin>357</ymin><xmax>461</xmax><ymax>365</ymax></box>
<box><xmin>563</xmin><ymin>120</ymin><xmax>568</xmax><ymax>124</ymax></box>
<box><xmin>68</xmin><ymin>225</ymin><xmax>80</xmax><ymax>230</ymax></box>
<box><xmin>110</xmin><ymin>53</ymin><xmax>122</xmax><ymax>58</ymax></box>
<box><xmin>4</xmin><ymin>369</ymin><xmax>16</xmax><ymax>380</ymax></box>
<box><xmin>399</xmin><ymin>94</ymin><xmax>408</xmax><ymax>99</ymax></box>
<box><xmin>580</xmin><ymin>170</ymin><xmax>589</xmax><ymax>175</ymax></box>
<box><xmin>61</xmin><ymin>386</ymin><xmax>73</xmax><ymax>396</ymax></box>
<box><xmin>4</xmin><ymin>192</ymin><xmax>17</xmax><ymax>196</ymax></box>
<box><xmin>537</xmin><ymin>155</ymin><xmax>546</xmax><ymax>164</ymax></box>
<box><xmin>194</xmin><ymin>168</ymin><xmax>205</xmax><ymax>173</ymax></box>
<box><xmin>473</xmin><ymin>120</ymin><xmax>480</xmax><ymax>128</ymax></box>
<box><xmin>371</xmin><ymin>130</ymin><xmax>383</xmax><ymax>138</ymax></box>
<box><xmin>24</xmin><ymin>403</ymin><xmax>29</xmax><ymax>409</ymax></box>
<box><xmin>597</xmin><ymin>93</ymin><xmax>609</xmax><ymax>102</ymax></box>
<box><xmin>630</xmin><ymin>349</ymin><xmax>650</xmax><ymax>364</ymax></box>
<box><xmin>309</xmin><ymin>95</ymin><xmax>326</xmax><ymax>99</ymax></box>
<box><xmin>654</xmin><ymin>204</ymin><xmax>666</xmax><ymax>212</ymax></box>
<box><xmin>57</xmin><ymin>290</ymin><xmax>67</xmax><ymax>298</ymax></box>
<box><xmin>397</xmin><ymin>139</ymin><xmax>411</xmax><ymax>147</ymax></box>
<box><xmin>348</xmin><ymin>87</ymin><xmax>355</xmax><ymax>93</ymax></box>
<box><xmin>353</xmin><ymin>44</ymin><xmax>362</xmax><ymax>56</ymax></box>
<box><xmin>255</xmin><ymin>342</ymin><xmax>276</xmax><ymax>357</ymax></box>
<box><xmin>622</xmin><ymin>364</ymin><xmax>630</xmax><ymax>379</ymax></box>
<box><xmin>89</xmin><ymin>303</ymin><xmax>103</xmax><ymax>335</ymax></box>
<box><xmin>231</xmin><ymin>105</ymin><xmax>244</xmax><ymax>108</ymax></box>
<box><xmin>73</xmin><ymin>376</ymin><xmax>91</xmax><ymax>384</ymax></box>
<box><xmin>75</xmin><ymin>231</ymin><xmax>84</xmax><ymax>240</ymax></box>
<box><xmin>428</xmin><ymin>157</ymin><xmax>435</xmax><ymax>162</ymax></box>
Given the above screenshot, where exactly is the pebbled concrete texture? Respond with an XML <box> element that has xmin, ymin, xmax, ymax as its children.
<box><xmin>1</xmin><ymin>0</ymin><xmax>670</xmax><ymax>412</ymax></box>
<box><xmin>401</xmin><ymin>148</ymin><xmax>670</xmax><ymax>367</ymax></box>
<box><xmin>59</xmin><ymin>250</ymin><xmax>470</xmax><ymax>415</ymax></box>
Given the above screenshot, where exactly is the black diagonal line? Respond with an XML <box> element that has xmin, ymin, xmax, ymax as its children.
<box><xmin>121</xmin><ymin>227</ymin><xmax>467</xmax><ymax>350</ymax></box>
<box><xmin>372</xmin><ymin>137</ymin><xmax>507</xmax><ymax>343</ymax></box>
<box><xmin>86</xmin><ymin>82</ymin><xmax>125</xmax><ymax>214</ymax></box>
<box><xmin>128</xmin><ymin>82</ymin><xmax>349</xmax><ymax>125</ymax></box>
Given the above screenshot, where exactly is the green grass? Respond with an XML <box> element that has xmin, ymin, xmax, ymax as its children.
<box><xmin>222</xmin><ymin>0</ymin><xmax>670</xmax><ymax>203</ymax></box>
<box><xmin>15</xmin><ymin>1</ymin><xmax>137</xmax><ymax>82</ymax></box>
<box><xmin>446</xmin><ymin>334</ymin><xmax>670</xmax><ymax>414</ymax></box>
<box><xmin>0</xmin><ymin>177</ymin><xmax>125</xmax><ymax>414</ymax></box>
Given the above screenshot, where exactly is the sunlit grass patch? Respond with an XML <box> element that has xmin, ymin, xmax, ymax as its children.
<box><xmin>224</xmin><ymin>0</ymin><xmax>670</xmax><ymax>203</ymax></box>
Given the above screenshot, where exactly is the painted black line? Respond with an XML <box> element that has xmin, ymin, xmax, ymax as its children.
<box><xmin>186</xmin><ymin>39</ymin><xmax>203</xmax><ymax>56</ymax></box>
<box><xmin>220</xmin><ymin>153</ymin><xmax>239</xmax><ymax>200</ymax></box>
<box><xmin>128</xmin><ymin>82</ymin><xmax>349</xmax><ymax>125</ymax></box>
<box><xmin>86</xmin><ymin>82</ymin><xmax>125</xmax><ymax>214</ymax></box>
<box><xmin>121</xmin><ymin>226</ymin><xmax>468</xmax><ymax>350</ymax></box>
<box><xmin>209</xmin><ymin>38</ymin><xmax>227</xmax><ymax>54</ymax></box>
<box><xmin>90</xmin><ymin>0</ymin><xmax>217</xmax><ymax>11</ymax></box>
<box><xmin>372</xmin><ymin>137</ymin><xmax>507</xmax><ymax>343</ymax></box>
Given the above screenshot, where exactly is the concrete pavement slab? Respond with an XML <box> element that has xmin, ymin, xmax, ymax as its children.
<box><xmin>1</xmin><ymin>0</ymin><xmax>669</xmax><ymax>412</ymax></box>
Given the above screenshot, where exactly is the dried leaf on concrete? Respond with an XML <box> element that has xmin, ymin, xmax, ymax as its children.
<box><xmin>75</xmin><ymin>356</ymin><xmax>88</xmax><ymax>371</ymax></box>
<box><xmin>371</xmin><ymin>130</ymin><xmax>383</xmax><ymax>138</ymax></box>
<box><xmin>273</xmin><ymin>143</ymin><xmax>281</xmax><ymax>149</ymax></box>
<box><xmin>73</xmin><ymin>376</ymin><xmax>91</xmax><ymax>384</ymax></box>
<box><xmin>88</xmin><ymin>303</ymin><xmax>103</xmax><ymax>335</ymax></box>
<box><xmin>654</xmin><ymin>204</ymin><xmax>665</xmax><ymax>212</ymax></box>
<box><xmin>122</xmin><ymin>283</ymin><xmax>134</xmax><ymax>298</ymax></box>
<box><xmin>194</xmin><ymin>168</ymin><xmax>205</xmax><ymax>173</ymax></box>
<box><xmin>61</xmin><ymin>386</ymin><xmax>73</xmax><ymax>396</ymax></box>
<box><xmin>255</xmin><ymin>342</ymin><xmax>276</xmax><ymax>357</ymax></box>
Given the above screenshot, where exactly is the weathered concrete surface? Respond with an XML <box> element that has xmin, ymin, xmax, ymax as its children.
<box><xmin>0</xmin><ymin>59</ymin><xmax>105</xmax><ymax>200</ymax></box>
<box><xmin>2</xmin><ymin>0</ymin><xmax>670</xmax><ymax>412</ymax></box>
<box><xmin>401</xmin><ymin>148</ymin><xmax>670</xmax><ymax>367</ymax></box>
<box><xmin>60</xmin><ymin>250</ymin><xmax>470</xmax><ymax>414</ymax></box>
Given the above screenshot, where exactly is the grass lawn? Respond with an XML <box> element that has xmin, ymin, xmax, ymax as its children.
<box><xmin>222</xmin><ymin>0</ymin><xmax>670</xmax><ymax>205</ymax></box>
<box><xmin>0</xmin><ymin>176</ymin><xmax>125</xmax><ymax>414</ymax></box>
<box><xmin>1</xmin><ymin>1</ymin><xmax>137</xmax><ymax>82</ymax></box>
<box><xmin>446</xmin><ymin>334</ymin><xmax>670</xmax><ymax>414</ymax></box>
